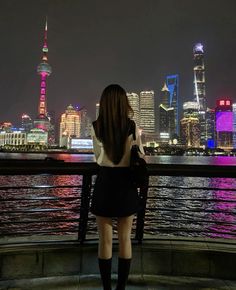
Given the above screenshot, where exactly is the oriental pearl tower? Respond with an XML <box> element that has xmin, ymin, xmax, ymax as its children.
<box><xmin>34</xmin><ymin>19</ymin><xmax>52</xmax><ymax>132</ymax></box>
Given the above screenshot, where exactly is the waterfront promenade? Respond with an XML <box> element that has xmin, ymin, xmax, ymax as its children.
<box><xmin>0</xmin><ymin>158</ymin><xmax>236</xmax><ymax>289</ymax></box>
<box><xmin>1</xmin><ymin>236</ymin><xmax>236</xmax><ymax>289</ymax></box>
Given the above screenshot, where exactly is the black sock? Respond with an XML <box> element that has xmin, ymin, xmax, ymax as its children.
<box><xmin>98</xmin><ymin>258</ymin><xmax>112</xmax><ymax>290</ymax></box>
<box><xmin>116</xmin><ymin>257</ymin><xmax>131</xmax><ymax>290</ymax></box>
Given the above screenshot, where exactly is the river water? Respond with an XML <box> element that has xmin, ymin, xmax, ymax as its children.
<box><xmin>0</xmin><ymin>153</ymin><xmax>236</xmax><ymax>240</ymax></box>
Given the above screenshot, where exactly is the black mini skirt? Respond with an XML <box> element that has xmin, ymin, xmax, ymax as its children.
<box><xmin>90</xmin><ymin>166</ymin><xmax>140</xmax><ymax>217</ymax></box>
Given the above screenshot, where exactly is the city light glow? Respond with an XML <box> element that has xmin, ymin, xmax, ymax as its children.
<box><xmin>216</xmin><ymin>112</ymin><xmax>233</xmax><ymax>132</ymax></box>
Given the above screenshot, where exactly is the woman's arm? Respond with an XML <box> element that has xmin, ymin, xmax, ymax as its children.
<box><xmin>91</xmin><ymin>125</ymin><xmax>102</xmax><ymax>161</ymax></box>
<box><xmin>134</xmin><ymin>123</ymin><xmax>145</xmax><ymax>155</ymax></box>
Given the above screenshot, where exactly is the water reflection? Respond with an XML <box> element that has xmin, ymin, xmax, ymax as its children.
<box><xmin>0</xmin><ymin>175</ymin><xmax>83</xmax><ymax>236</ymax></box>
<box><xmin>0</xmin><ymin>163</ymin><xmax>235</xmax><ymax>239</ymax></box>
<box><xmin>145</xmin><ymin>176</ymin><xmax>236</xmax><ymax>239</ymax></box>
<box><xmin>207</xmin><ymin>177</ymin><xmax>236</xmax><ymax>238</ymax></box>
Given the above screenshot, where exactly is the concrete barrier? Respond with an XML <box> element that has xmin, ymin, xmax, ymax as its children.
<box><xmin>0</xmin><ymin>238</ymin><xmax>236</xmax><ymax>283</ymax></box>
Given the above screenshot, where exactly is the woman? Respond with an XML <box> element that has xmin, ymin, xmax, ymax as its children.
<box><xmin>91</xmin><ymin>84</ymin><xmax>144</xmax><ymax>290</ymax></box>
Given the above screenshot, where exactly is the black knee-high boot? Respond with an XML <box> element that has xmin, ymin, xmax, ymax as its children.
<box><xmin>115</xmin><ymin>258</ymin><xmax>131</xmax><ymax>290</ymax></box>
<box><xmin>98</xmin><ymin>258</ymin><xmax>112</xmax><ymax>290</ymax></box>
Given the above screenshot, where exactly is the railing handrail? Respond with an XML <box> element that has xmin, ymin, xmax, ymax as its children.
<box><xmin>0</xmin><ymin>158</ymin><xmax>236</xmax><ymax>177</ymax></box>
<box><xmin>1</xmin><ymin>158</ymin><xmax>236</xmax><ymax>244</ymax></box>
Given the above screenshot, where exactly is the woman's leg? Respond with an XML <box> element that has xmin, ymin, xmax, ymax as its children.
<box><xmin>96</xmin><ymin>216</ymin><xmax>113</xmax><ymax>290</ymax></box>
<box><xmin>116</xmin><ymin>215</ymin><xmax>134</xmax><ymax>290</ymax></box>
<box><xmin>117</xmin><ymin>215</ymin><xmax>134</xmax><ymax>258</ymax></box>
<box><xmin>96</xmin><ymin>216</ymin><xmax>113</xmax><ymax>259</ymax></box>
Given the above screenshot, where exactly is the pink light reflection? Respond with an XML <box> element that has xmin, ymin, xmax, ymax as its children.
<box><xmin>207</xmin><ymin>177</ymin><xmax>236</xmax><ymax>238</ymax></box>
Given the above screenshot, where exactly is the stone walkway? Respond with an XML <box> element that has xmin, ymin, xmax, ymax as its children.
<box><xmin>1</xmin><ymin>275</ymin><xmax>236</xmax><ymax>290</ymax></box>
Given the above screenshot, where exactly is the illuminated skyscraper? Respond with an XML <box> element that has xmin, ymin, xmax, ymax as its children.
<box><xmin>166</xmin><ymin>75</ymin><xmax>179</xmax><ymax>135</ymax></box>
<box><xmin>21</xmin><ymin>114</ymin><xmax>33</xmax><ymax>133</ymax></box>
<box><xmin>47</xmin><ymin>110</ymin><xmax>56</xmax><ymax>145</ymax></box>
<box><xmin>159</xmin><ymin>83</ymin><xmax>175</xmax><ymax>140</ymax></box>
<box><xmin>215</xmin><ymin>99</ymin><xmax>233</xmax><ymax>149</ymax></box>
<box><xmin>193</xmin><ymin>43</ymin><xmax>207</xmax><ymax>146</ymax></box>
<box><xmin>180</xmin><ymin>102</ymin><xmax>200</xmax><ymax>147</ymax></box>
<box><xmin>206</xmin><ymin>108</ymin><xmax>215</xmax><ymax>148</ymax></box>
<box><xmin>233</xmin><ymin>104</ymin><xmax>236</xmax><ymax>148</ymax></box>
<box><xmin>140</xmin><ymin>90</ymin><xmax>155</xmax><ymax>134</ymax></box>
<box><xmin>193</xmin><ymin>43</ymin><xmax>206</xmax><ymax>111</ymax></box>
<box><xmin>160</xmin><ymin>83</ymin><xmax>170</xmax><ymax>108</ymax></box>
<box><xmin>127</xmin><ymin>92</ymin><xmax>140</xmax><ymax>127</ymax></box>
<box><xmin>78</xmin><ymin>107</ymin><xmax>91</xmax><ymax>138</ymax></box>
<box><xmin>159</xmin><ymin>105</ymin><xmax>175</xmax><ymax>140</ymax></box>
<box><xmin>59</xmin><ymin>105</ymin><xmax>80</xmax><ymax>147</ymax></box>
<box><xmin>34</xmin><ymin>20</ymin><xmax>52</xmax><ymax>133</ymax></box>
<box><xmin>180</xmin><ymin>117</ymin><xmax>200</xmax><ymax>147</ymax></box>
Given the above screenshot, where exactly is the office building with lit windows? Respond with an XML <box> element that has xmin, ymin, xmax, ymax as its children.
<box><xmin>180</xmin><ymin>117</ymin><xmax>200</xmax><ymax>148</ymax></box>
<box><xmin>159</xmin><ymin>105</ymin><xmax>175</xmax><ymax>141</ymax></box>
<box><xmin>21</xmin><ymin>114</ymin><xmax>33</xmax><ymax>133</ymax></box>
<box><xmin>127</xmin><ymin>92</ymin><xmax>140</xmax><ymax>127</ymax></box>
<box><xmin>140</xmin><ymin>90</ymin><xmax>155</xmax><ymax>134</ymax></box>
<box><xmin>78</xmin><ymin>107</ymin><xmax>91</xmax><ymax>138</ymax></box>
<box><xmin>0</xmin><ymin>129</ymin><xmax>27</xmax><ymax>147</ymax></box>
<box><xmin>215</xmin><ymin>99</ymin><xmax>233</xmax><ymax>149</ymax></box>
<box><xmin>59</xmin><ymin>105</ymin><xmax>80</xmax><ymax>147</ymax></box>
<box><xmin>206</xmin><ymin>108</ymin><xmax>216</xmax><ymax>148</ymax></box>
<box><xmin>180</xmin><ymin>101</ymin><xmax>200</xmax><ymax>147</ymax></box>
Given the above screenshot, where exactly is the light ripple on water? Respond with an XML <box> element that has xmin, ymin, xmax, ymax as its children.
<box><xmin>0</xmin><ymin>174</ymin><xmax>236</xmax><ymax>239</ymax></box>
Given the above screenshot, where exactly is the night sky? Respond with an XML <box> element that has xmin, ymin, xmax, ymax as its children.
<box><xmin>1</xmin><ymin>0</ymin><xmax>236</xmax><ymax>126</ymax></box>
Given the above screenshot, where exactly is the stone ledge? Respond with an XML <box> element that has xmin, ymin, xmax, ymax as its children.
<box><xmin>0</xmin><ymin>238</ymin><xmax>236</xmax><ymax>282</ymax></box>
<box><xmin>0</xmin><ymin>274</ymin><xmax>236</xmax><ymax>290</ymax></box>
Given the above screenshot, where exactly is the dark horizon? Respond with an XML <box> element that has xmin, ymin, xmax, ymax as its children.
<box><xmin>1</xmin><ymin>0</ymin><xmax>236</xmax><ymax>126</ymax></box>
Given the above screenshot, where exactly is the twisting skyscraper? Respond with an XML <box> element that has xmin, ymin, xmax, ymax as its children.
<box><xmin>193</xmin><ymin>43</ymin><xmax>206</xmax><ymax>111</ymax></box>
<box><xmin>34</xmin><ymin>20</ymin><xmax>52</xmax><ymax>133</ymax></box>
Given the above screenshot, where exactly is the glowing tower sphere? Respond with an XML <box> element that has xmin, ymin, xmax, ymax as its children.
<box><xmin>37</xmin><ymin>62</ymin><xmax>52</xmax><ymax>76</ymax></box>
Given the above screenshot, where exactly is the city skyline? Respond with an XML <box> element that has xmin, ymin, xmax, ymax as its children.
<box><xmin>1</xmin><ymin>0</ymin><xmax>236</xmax><ymax>126</ymax></box>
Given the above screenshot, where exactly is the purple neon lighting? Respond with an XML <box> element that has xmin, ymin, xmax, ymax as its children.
<box><xmin>216</xmin><ymin>112</ymin><xmax>233</xmax><ymax>132</ymax></box>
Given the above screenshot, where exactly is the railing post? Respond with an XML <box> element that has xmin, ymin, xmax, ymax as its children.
<box><xmin>135</xmin><ymin>178</ymin><xmax>149</xmax><ymax>243</ymax></box>
<box><xmin>78</xmin><ymin>173</ymin><xmax>92</xmax><ymax>244</ymax></box>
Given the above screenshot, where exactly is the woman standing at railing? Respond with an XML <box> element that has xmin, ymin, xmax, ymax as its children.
<box><xmin>91</xmin><ymin>84</ymin><xmax>144</xmax><ymax>290</ymax></box>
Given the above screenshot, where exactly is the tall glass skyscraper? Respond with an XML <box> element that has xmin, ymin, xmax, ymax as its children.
<box><xmin>159</xmin><ymin>83</ymin><xmax>175</xmax><ymax>139</ymax></box>
<box><xmin>193</xmin><ymin>43</ymin><xmax>207</xmax><ymax>146</ymax></box>
<box><xmin>166</xmin><ymin>75</ymin><xmax>179</xmax><ymax>135</ymax></box>
<box><xmin>160</xmin><ymin>83</ymin><xmax>170</xmax><ymax>108</ymax></box>
<box><xmin>193</xmin><ymin>43</ymin><xmax>206</xmax><ymax>111</ymax></box>
<box><xmin>140</xmin><ymin>90</ymin><xmax>155</xmax><ymax>134</ymax></box>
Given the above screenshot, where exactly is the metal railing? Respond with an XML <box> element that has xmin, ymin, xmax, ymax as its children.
<box><xmin>0</xmin><ymin>158</ymin><xmax>236</xmax><ymax>244</ymax></box>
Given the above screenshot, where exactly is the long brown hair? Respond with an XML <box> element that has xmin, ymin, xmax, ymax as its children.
<box><xmin>94</xmin><ymin>84</ymin><xmax>133</xmax><ymax>164</ymax></box>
